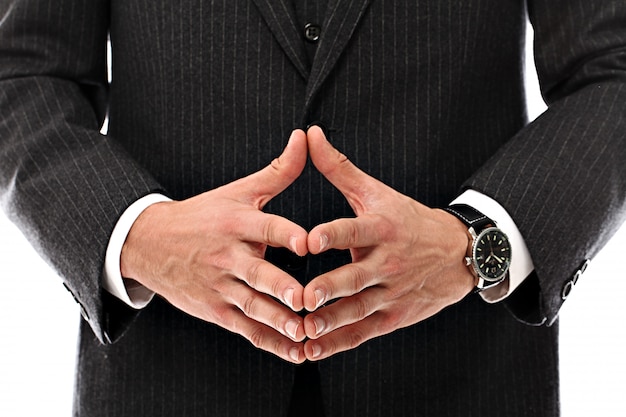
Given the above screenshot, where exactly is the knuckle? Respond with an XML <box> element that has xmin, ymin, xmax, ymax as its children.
<box><xmin>270</xmin><ymin>155</ymin><xmax>284</xmax><ymax>173</ymax></box>
<box><xmin>375</xmin><ymin>216</ymin><xmax>396</xmax><ymax>239</ymax></box>
<box><xmin>210</xmin><ymin>304</ymin><xmax>234</xmax><ymax>327</ymax></box>
<box><xmin>381</xmin><ymin>255</ymin><xmax>404</xmax><ymax>278</ymax></box>
<box><xmin>273</xmin><ymin>338</ymin><xmax>285</xmax><ymax>357</ymax></box>
<box><xmin>321</xmin><ymin>310</ymin><xmax>337</xmax><ymax>330</ymax></box>
<box><xmin>271</xmin><ymin>278</ymin><xmax>283</xmax><ymax>300</ymax></box>
<box><xmin>333</xmin><ymin>153</ymin><xmax>355</xmax><ymax>179</ymax></box>
<box><xmin>208</xmin><ymin>273</ymin><xmax>235</xmax><ymax>297</ymax></box>
<box><xmin>353</xmin><ymin>296</ymin><xmax>370</xmax><ymax>321</ymax></box>
<box><xmin>249</xmin><ymin>324</ymin><xmax>285</xmax><ymax>357</ymax></box>
<box><xmin>219</xmin><ymin>216</ymin><xmax>239</xmax><ymax>233</ymax></box>
<box><xmin>348</xmin><ymin>222</ymin><xmax>360</xmax><ymax>246</ymax></box>
<box><xmin>380</xmin><ymin>311</ymin><xmax>404</xmax><ymax>332</ymax></box>
<box><xmin>346</xmin><ymin>327</ymin><xmax>367</xmax><ymax>349</ymax></box>
<box><xmin>209</xmin><ymin>275</ymin><xmax>229</xmax><ymax>295</ymax></box>
<box><xmin>261</xmin><ymin>217</ymin><xmax>279</xmax><ymax>245</ymax></box>
<box><xmin>241</xmin><ymin>295</ymin><xmax>256</xmax><ymax>318</ymax></box>
<box><xmin>271</xmin><ymin>313</ymin><xmax>284</xmax><ymax>333</ymax></box>
<box><xmin>325</xmin><ymin>338</ymin><xmax>339</xmax><ymax>357</ymax></box>
<box><xmin>206</xmin><ymin>249</ymin><xmax>233</xmax><ymax>273</ymax></box>
<box><xmin>248</xmin><ymin>325</ymin><xmax>266</xmax><ymax>349</ymax></box>
<box><xmin>245</xmin><ymin>260</ymin><xmax>263</xmax><ymax>289</ymax></box>
<box><xmin>350</xmin><ymin>266</ymin><xmax>369</xmax><ymax>293</ymax></box>
<box><xmin>336</xmin><ymin>151</ymin><xmax>349</xmax><ymax>165</ymax></box>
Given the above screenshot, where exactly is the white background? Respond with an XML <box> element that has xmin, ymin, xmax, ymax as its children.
<box><xmin>1</xmin><ymin>23</ymin><xmax>625</xmax><ymax>417</ymax></box>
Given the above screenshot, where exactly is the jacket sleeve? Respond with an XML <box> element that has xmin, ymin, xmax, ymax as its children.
<box><xmin>465</xmin><ymin>0</ymin><xmax>626</xmax><ymax>325</ymax></box>
<box><xmin>0</xmin><ymin>0</ymin><xmax>165</xmax><ymax>344</ymax></box>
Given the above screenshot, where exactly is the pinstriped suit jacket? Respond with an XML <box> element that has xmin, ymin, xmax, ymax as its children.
<box><xmin>1</xmin><ymin>0</ymin><xmax>625</xmax><ymax>416</ymax></box>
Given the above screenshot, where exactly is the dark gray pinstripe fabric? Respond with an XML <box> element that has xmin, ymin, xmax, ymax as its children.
<box><xmin>1</xmin><ymin>0</ymin><xmax>625</xmax><ymax>416</ymax></box>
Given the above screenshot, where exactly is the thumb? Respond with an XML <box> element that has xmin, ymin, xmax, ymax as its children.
<box><xmin>234</xmin><ymin>129</ymin><xmax>308</xmax><ymax>209</ymax></box>
<box><xmin>306</xmin><ymin>125</ymin><xmax>373</xmax><ymax>214</ymax></box>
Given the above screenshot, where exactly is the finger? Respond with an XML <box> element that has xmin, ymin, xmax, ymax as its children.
<box><xmin>232</xmin><ymin>129</ymin><xmax>308</xmax><ymax>209</ymax></box>
<box><xmin>303</xmin><ymin>311</ymin><xmax>389</xmax><ymax>361</ymax></box>
<box><xmin>303</xmin><ymin>286</ymin><xmax>386</xmax><ymax>339</ymax></box>
<box><xmin>307</xmin><ymin>215</ymin><xmax>388</xmax><ymax>254</ymax></box>
<box><xmin>306</xmin><ymin>125</ymin><xmax>378</xmax><ymax>214</ymax></box>
<box><xmin>217</xmin><ymin>304</ymin><xmax>306</xmax><ymax>364</ymax></box>
<box><xmin>224</xmin><ymin>280</ymin><xmax>306</xmax><ymax>342</ymax></box>
<box><xmin>302</xmin><ymin>262</ymin><xmax>378</xmax><ymax>311</ymax></box>
<box><xmin>237</xmin><ymin>210</ymin><xmax>309</xmax><ymax>256</ymax></box>
<box><xmin>233</xmin><ymin>257</ymin><xmax>305</xmax><ymax>312</ymax></box>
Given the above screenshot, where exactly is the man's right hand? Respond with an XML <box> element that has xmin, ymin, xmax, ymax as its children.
<box><xmin>120</xmin><ymin>130</ymin><xmax>309</xmax><ymax>363</ymax></box>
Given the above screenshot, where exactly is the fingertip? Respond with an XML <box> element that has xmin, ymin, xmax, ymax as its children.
<box><xmin>288</xmin><ymin>128</ymin><xmax>307</xmax><ymax>145</ymax></box>
<box><xmin>303</xmin><ymin>314</ymin><xmax>326</xmax><ymax>339</ymax></box>
<box><xmin>303</xmin><ymin>293</ymin><xmax>316</xmax><ymax>312</ymax></box>
<box><xmin>288</xmin><ymin>346</ymin><xmax>306</xmax><ymax>363</ymax></box>
<box><xmin>280</xmin><ymin>280</ymin><xmax>304</xmax><ymax>312</ymax></box>
<box><xmin>302</xmin><ymin>285</ymin><xmax>315</xmax><ymax>312</ymax></box>
<box><xmin>280</xmin><ymin>129</ymin><xmax>308</xmax><ymax>170</ymax></box>
<box><xmin>293</xmin><ymin>291</ymin><xmax>305</xmax><ymax>313</ymax></box>
<box><xmin>306</xmin><ymin>124</ymin><xmax>327</xmax><ymax>146</ymax></box>
<box><xmin>307</xmin><ymin>227</ymin><xmax>329</xmax><ymax>255</ymax></box>
<box><xmin>285</xmin><ymin>285</ymin><xmax>304</xmax><ymax>312</ymax></box>
<box><xmin>304</xmin><ymin>341</ymin><xmax>324</xmax><ymax>361</ymax></box>
<box><xmin>303</xmin><ymin>284</ymin><xmax>327</xmax><ymax>312</ymax></box>
<box><xmin>306</xmin><ymin>121</ymin><xmax>327</xmax><ymax>135</ymax></box>
<box><xmin>318</xmin><ymin>234</ymin><xmax>329</xmax><ymax>253</ymax></box>
<box><xmin>285</xmin><ymin>318</ymin><xmax>306</xmax><ymax>343</ymax></box>
<box><xmin>289</xmin><ymin>230</ymin><xmax>309</xmax><ymax>257</ymax></box>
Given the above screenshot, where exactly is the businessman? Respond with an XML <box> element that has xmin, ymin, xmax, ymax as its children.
<box><xmin>1</xmin><ymin>0</ymin><xmax>625</xmax><ymax>416</ymax></box>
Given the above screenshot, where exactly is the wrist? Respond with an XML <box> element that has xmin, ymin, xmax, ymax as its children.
<box><xmin>435</xmin><ymin>209</ymin><xmax>477</xmax><ymax>295</ymax></box>
<box><xmin>103</xmin><ymin>194</ymin><xmax>170</xmax><ymax>308</ymax></box>
<box><xmin>120</xmin><ymin>201</ymin><xmax>170</xmax><ymax>283</ymax></box>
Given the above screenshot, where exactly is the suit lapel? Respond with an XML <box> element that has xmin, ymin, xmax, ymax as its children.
<box><xmin>305</xmin><ymin>0</ymin><xmax>372</xmax><ymax>108</ymax></box>
<box><xmin>251</xmin><ymin>0</ymin><xmax>311</xmax><ymax>80</ymax></box>
<box><xmin>252</xmin><ymin>0</ymin><xmax>373</xmax><ymax>111</ymax></box>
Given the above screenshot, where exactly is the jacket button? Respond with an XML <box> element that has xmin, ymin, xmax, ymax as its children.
<box><xmin>561</xmin><ymin>279</ymin><xmax>574</xmax><ymax>300</ymax></box>
<box><xmin>561</xmin><ymin>259</ymin><xmax>591</xmax><ymax>301</ymax></box>
<box><xmin>304</xmin><ymin>23</ymin><xmax>321</xmax><ymax>42</ymax></box>
<box><xmin>579</xmin><ymin>259</ymin><xmax>591</xmax><ymax>274</ymax></box>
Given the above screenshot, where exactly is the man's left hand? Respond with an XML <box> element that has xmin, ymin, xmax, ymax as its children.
<box><xmin>302</xmin><ymin>126</ymin><xmax>476</xmax><ymax>361</ymax></box>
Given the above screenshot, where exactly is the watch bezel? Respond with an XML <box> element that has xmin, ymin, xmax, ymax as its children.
<box><xmin>470</xmin><ymin>226</ymin><xmax>512</xmax><ymax>283</ymax></box>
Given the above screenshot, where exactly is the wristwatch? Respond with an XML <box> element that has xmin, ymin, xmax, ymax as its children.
<box><xmin>444</xmin><ymin>204</ymin><xmax>512</xmax><ymax>291</ymax></box>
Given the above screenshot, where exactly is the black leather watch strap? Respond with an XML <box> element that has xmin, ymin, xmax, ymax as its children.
<box><xmin>444</xmin><ymin>203</ymin><xmax>510</xmax><ymax>292</ymax></box>
<box><xmin>444</xmin><ymin>204</ymin><xmax>493</xmax><ymax>231</ymax></box>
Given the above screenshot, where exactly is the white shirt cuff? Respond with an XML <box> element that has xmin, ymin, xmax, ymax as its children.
<box><xmin>451</xmin><ymin>189</ymin><xmax>535</xmax><ymax>303</ymax></box>
<box><xmin>103</xmin><ymin>194</ymin><xmax>172</xmax><ymax>309</ymax></box>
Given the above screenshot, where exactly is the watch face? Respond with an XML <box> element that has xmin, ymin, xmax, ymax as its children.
<box><xmin>473</xmin><ymin>227</ymin><xmax>511</xmax><ymax>282</ymax></box>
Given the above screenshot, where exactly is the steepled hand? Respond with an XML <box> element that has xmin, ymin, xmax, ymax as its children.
<box><xmin>302</xmin><ymin>126</ymin><xmax>475</xmax><ymax>361</ymax></box>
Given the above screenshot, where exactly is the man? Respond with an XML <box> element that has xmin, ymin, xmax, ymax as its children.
<box><xmin>1</xmin><ymin>1</ymin><xmax>625</xmax><ymax>416</ymax></box>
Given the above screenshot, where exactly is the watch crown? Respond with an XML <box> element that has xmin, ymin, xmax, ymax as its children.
<box><xmin>464</xmin><ymin>256</ymin><xmax>472</xmax><ymax>266</ymax></box>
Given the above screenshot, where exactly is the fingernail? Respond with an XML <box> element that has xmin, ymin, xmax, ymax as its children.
<box><xmin>289</xmin><ymin>236</ymin><xmax>298</xmax><ymax>254</ymax></box>
<box><xmin>285</xmin><ymin>320</ymin><xmax>299</xmax><ymax>340</ymax></box>
<box><xmin>289</xmin><ymin>347</ymin><xmax>300</xmax><ymax>362</ymax></box>
<box><xmin>287</xmin><ymin>130</ymin><xmax>296</xmax><ymax>144</ymax></box>
<box><xmin>319</xmin><ymin>234</ymin><xmax>328</xmax><ymax>252</ymax></box>
<box><xmin>314</xmin><ymin>288</ymin><xmax>326</xmax><ymax>309</ymax></box>
<box><xmin>283</xmin><ymin>287</ymin><xmax>295</xmax><ymax>310</ymax></box>
<box><xmin>311</xmin><ymin>344</ymin><xmax>322</xmax><ymax>359</ymax></box>
<box><xmin>312</xmin><ymin>316</ymin><xmax>326</xmax><ymax>336</ymax></box>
